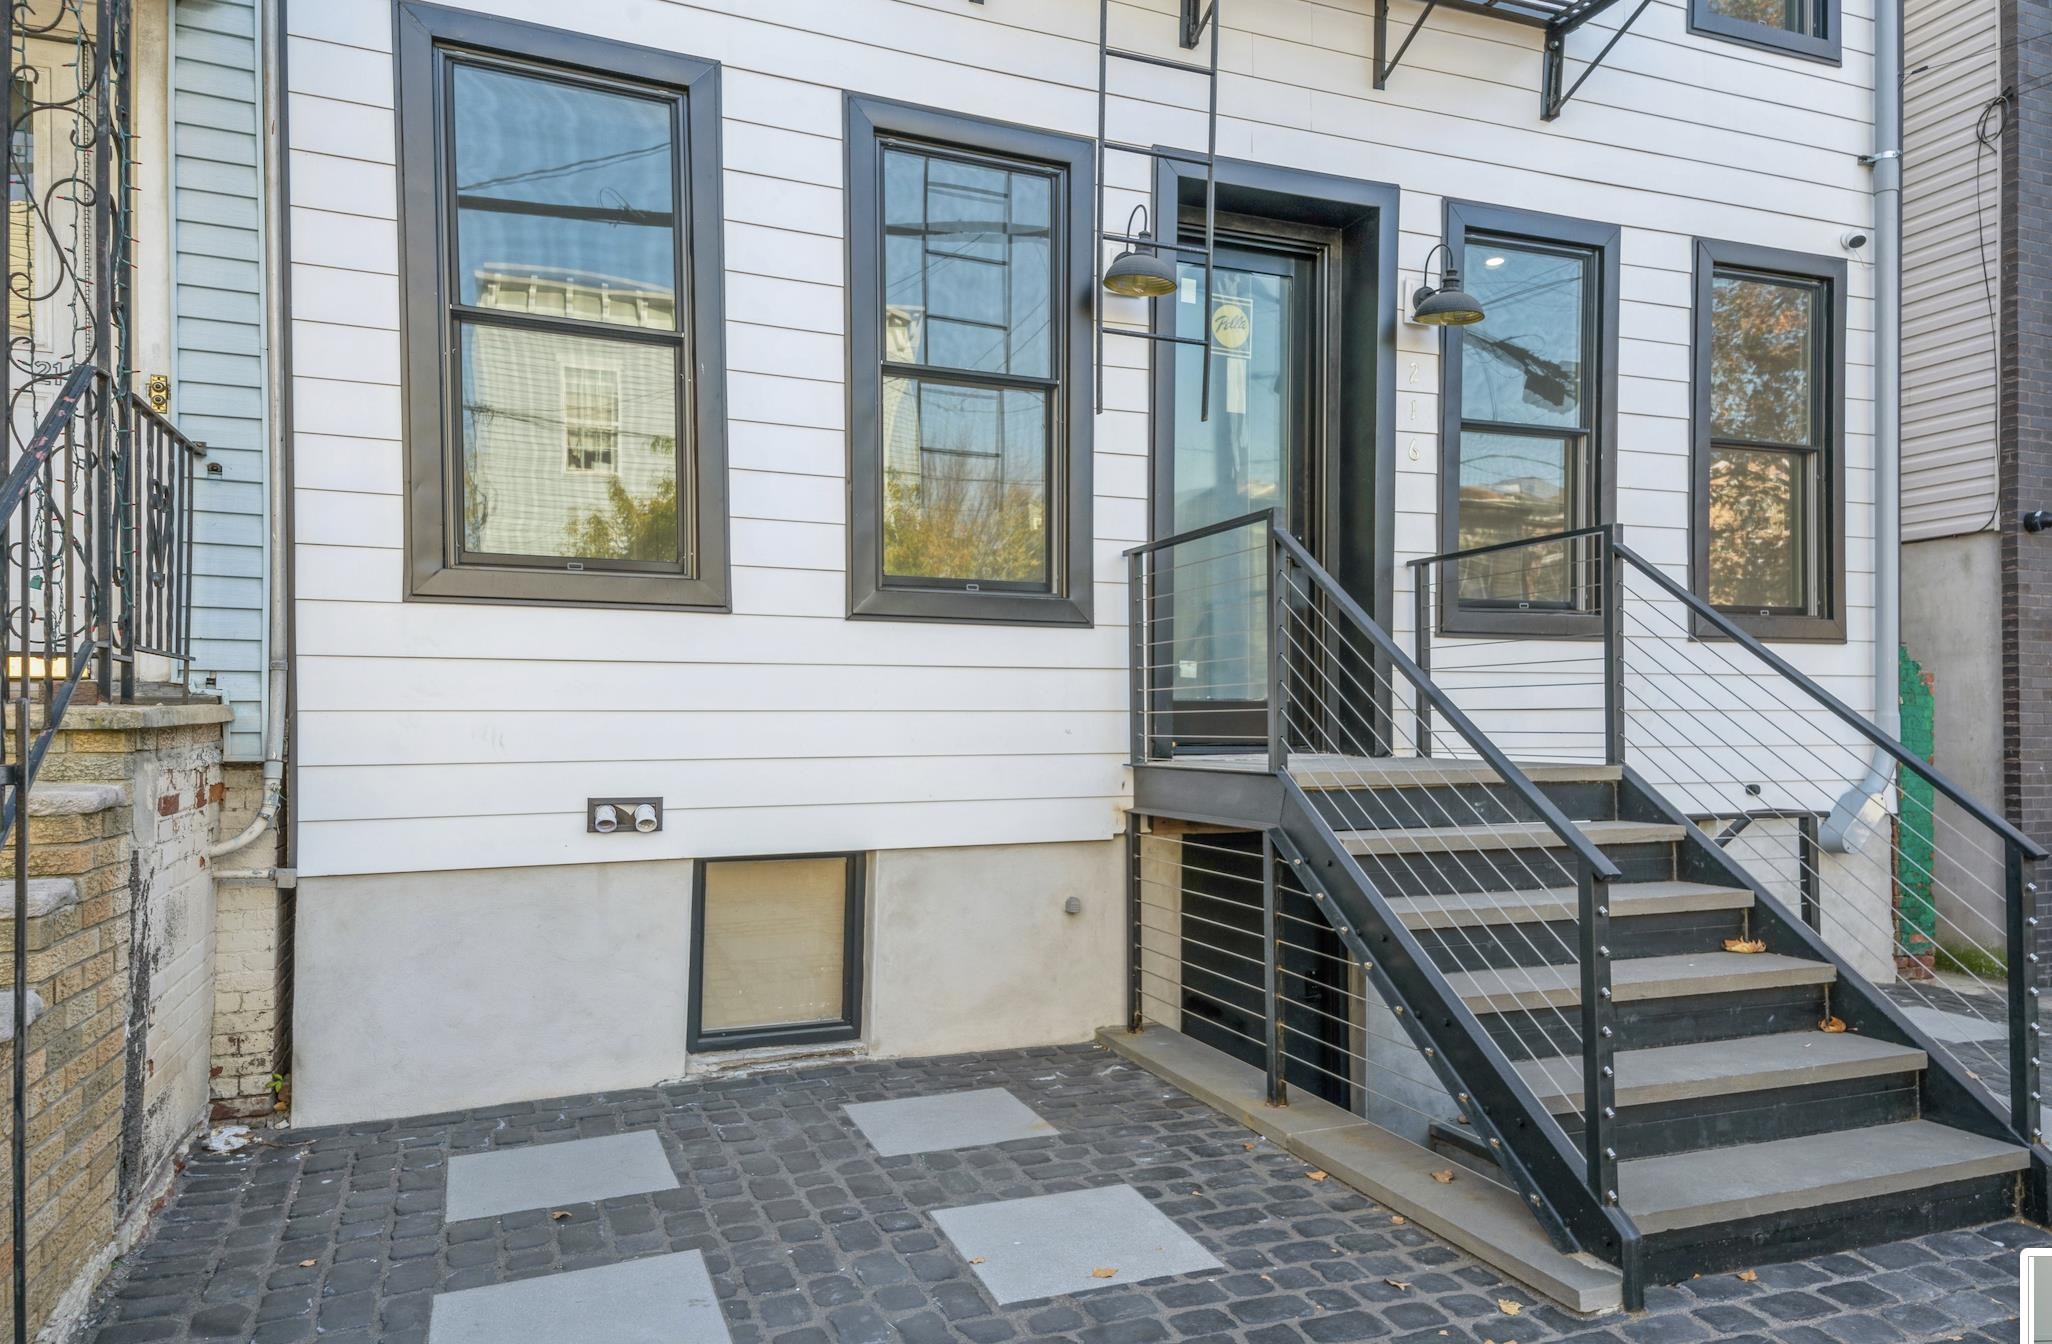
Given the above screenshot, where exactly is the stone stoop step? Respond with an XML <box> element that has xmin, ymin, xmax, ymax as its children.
<box><xmin>1443</xmin><ymin>951</ymin><xmax>1836</xmax><ymax>1013</ymax></box>
<box><xmin>1096</xmin><ymin>1024</ymin><xmax>1625</xmax><ymax>1314</ymax></box>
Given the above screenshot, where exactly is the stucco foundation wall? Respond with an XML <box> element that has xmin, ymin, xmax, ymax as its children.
<box><xmin>866</xmin><ymin>840</ymin><xmax>1123</xmax><ymax>1060</ymax></box>
<box><xmin>291</xmin><ymin>860</ymin><xmax>696</xmax><ymax>1128</ymax></box>
<box><xmin>1902</xmin><ymin>532</ymin><xmax>2006</xmax><ymax>948</ymax></box>
<box><xmin>294</xmin><ymin>839</ymin><xmax>1124</xmax><ymax>1126</ymax></box>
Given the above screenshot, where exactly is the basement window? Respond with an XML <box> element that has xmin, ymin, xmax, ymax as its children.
<box><xmin>1688</xmin><ymin>0</ymin><xmax>1840</xmax><ymax>63</ymax></box>
<box><xmin>691</xmin><ymin>855</ymin><xmax>865</xmax><ymax>1051</ymax></box>
<box><xmin>395</xmin><ymin>4</ymin><xmax>729</xmax><ymax>608</ymax></box>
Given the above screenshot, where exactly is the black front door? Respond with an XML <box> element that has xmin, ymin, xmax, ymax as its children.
<box><xmin>1163</xmin><ymin>240</ymin><xmax>1319</xmax><ymax>750</ymax></box>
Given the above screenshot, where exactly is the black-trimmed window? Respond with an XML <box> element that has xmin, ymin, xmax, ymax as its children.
<box><xmin>1437</xmin><ymin>202</ymin><xmax>1619</xmax><ymax>638</ymax></box>
<box><xmin>690</xmin><ymin>854</ymin><xmax>864</xmax><ymax>1052</ymax></box>
<box><xmin>1692</xmin><ymin>239</ymin><xmax>1846</xmax><ymax>642</ymax></box>
<box><xmin>846</xmin><ymin>96</ymin><xmax>1094</xmax><ymax>626</ymax></box>
<box><xmin>396</xmin><ymin>3</ymin><xmax>728</xmax><ymax>608</ymax></box>
<box><xmin>1688</xmin><ymin>0</ymin><xmax>1839</xmax><ymax>63</ymax></box>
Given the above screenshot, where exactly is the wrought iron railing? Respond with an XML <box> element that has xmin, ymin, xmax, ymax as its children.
<box><xmin>1411</xmin><ymin>527</ymin><xmax>2050</xmax><ymax>1154</ymax></box>
<box><xmin>2</xmin><ymin>365</ymin><xmax>200</xmax><ymax>1343</ymax></box>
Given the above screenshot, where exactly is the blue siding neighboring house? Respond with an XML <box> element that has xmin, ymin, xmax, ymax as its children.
<box><xmin>171</xmin><ymin>0</ymin><xmax>267</xmax><ymax>760</ymax></box>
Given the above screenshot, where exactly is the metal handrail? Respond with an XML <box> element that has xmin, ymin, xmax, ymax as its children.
<box><xmin>0</xmin><ymin>363</ymin><xmax>95</xmax><ymax>524</ymax></box>
<box><xmin>1407</xmin><ymin>524</ymin><xmax>2046</xmax><ymax>861</ymax></box>
<box><xmin>1269</xmin><ymin>527</ymin><xmax>1623</xmax><ymax>883</ymax></box>
<box><xmin>1610</xmin><ymin>542</ymin><xmax>2048</xmax><ymax>861</ymax></box>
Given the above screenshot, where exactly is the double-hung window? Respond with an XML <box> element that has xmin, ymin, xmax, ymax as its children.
<box><xmin>1692</xmin><ymin>240</ymin><xmax>1846</xmax><ymax>641</ymax></box>
<box><xmin>396</xmin><ymin>4</ymin><xmax>728</xmax><ymax>607</ymax></box>
<box><xmin>846</xmin><ymin>97</ymin><xmax>1094</xmax><ymax>625</ymax></box>
<box><xmin>1688</xmin><ymin>0</ymin><xmax>1839</xmax><ymax>62</ymax></box>
<box><xmin>1437</xmin><ymin>202</ymin><xmax>1619</xmax><ymax>637</ymax></box>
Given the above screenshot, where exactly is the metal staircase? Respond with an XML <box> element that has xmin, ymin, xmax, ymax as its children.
<box><xmin>1122</xmin><ymin>513</ymin><xmax>2045</xmax><ymax>1309</ymax></box>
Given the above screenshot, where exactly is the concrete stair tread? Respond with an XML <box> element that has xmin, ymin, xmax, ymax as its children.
<box><xmin>0</xmin><ymin>876</ymin><xmax>81</xmax><ymax>920</ymax></box>
<box><xmin>1339</xmin><ymin>819</ymin><xmax>1682</xmax><ymax>856</ymax></box>
<box><xmin>1514</xmin><ymin>1030</ymin><xmax>1928</xmax><ymax>1112</ymax></box>
<box><xmin>1620</xmin><ymin>1120</ymin><xmax>2027</xmax><ymax>1234</ymax></box>
<box><xmin>25</xmin><ymin>782</ymin><xmax>126</xmax><ymax>815</ymax></box>
<box><xmin>1387</xmin><ymin>881</ymin><xmax>1751</xmax><ymax>931</ymax></box>
<box><xmin>1445</xmin><ymin>951</ymin><xmax>1836</xmax><ymax>1013</ymax></box>
<box><xmin>1290</xmin><ymin>756</ymin><xmax>1623</xmax><ymax>790</ymax></box>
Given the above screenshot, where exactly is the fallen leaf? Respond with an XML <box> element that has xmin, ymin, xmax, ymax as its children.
<box><xmin>1819</xmin><ymin>1016</ymin><xmax>1849</xmax><ymax>1034</ymax></box>
<box><xmin>1430</xmin><ymin>1169</ymin><xmax>1455</xmax><ymax>1184</ymax></box>
<box><xmin>298</xmin><ymin>1259</ymin><xmax>317</xmax><ymax>1268</ymax></box>
<box><xmin>969</xmin><ymin>1257</ymin><xmax>984</xmax><ymax>1264</ymax></box>
<box><xmin>1385</xmin><ymin>1277</ymin><xmax>1412</xmax><ymax>1292</ymax></box>
<box><xmin>1736</xmin><ymin>1269</ymin><xmax>1758</xmax><ymax>1282</ymax></box>
<box><xmin>1243</xmin><ymin>1141</ymin><xmax>1258</xmax><ymax>1151</ymax></box>
<box><xmin>1391</xmin><ymin>1214</ymin><xmax>1407</xmax><ymax>1225</ymax></box>
<box><xmin>550</xmin><ymin>1210</ymin><xmax>571</xmax><ymax>1221</ymax></box>
<box><xmin>1091</xmin><ymin>1267</ymin><xmax>1117</xmax><ymax>1279</ymax></box>
<box><xmin>1722</xmin><ymin>937</ymin><xmax>1767</xmax><ymax>954</ymax></box>
<box><xmin>1306</xmin><ymin>1169</ymin><xmax>1329</xmax><ymax>1182</ymax></box>
<box><xmin>1497</xmin><ymin>1299</ymin><xmax>1522</xmax><ymax>1316</ymax></box>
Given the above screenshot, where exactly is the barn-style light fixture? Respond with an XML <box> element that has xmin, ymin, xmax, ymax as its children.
<box><xmin>1410</xmin><ymin>242</ymin><xmax>1486</xmax><ymax>326</ymax></box>
<box><xmin>1103</xmin><ymin>204</ymin><xmax>1178</xmax><ymax>299</ymax></box>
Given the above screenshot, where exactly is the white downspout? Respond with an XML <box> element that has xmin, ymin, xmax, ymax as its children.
<box><xmin>209</xmin><ymin>0</ymin><xmax>286</xmax><ymax>864</ymax></box>
<box><xmin>1822</xmin><ymin>0</ymin><xmax>1903</xmax><ymax>853</ymax></box>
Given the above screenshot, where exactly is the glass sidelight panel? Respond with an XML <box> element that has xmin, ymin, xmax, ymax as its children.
<box><xmin>695</xmin><ymin>855</ymin><xmax>862</xmax><ymax>1046</ymax></box>
<box><xmin>1167</xmin><ymin>256</ymin><xmax>1302</xmax><ymax>731</ymax></box>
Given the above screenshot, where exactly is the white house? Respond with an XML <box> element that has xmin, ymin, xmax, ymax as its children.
<box><xmin>252</xmin><ymin>0</ymin><xmax>2051</xmax><ymax>1306</ymax></box>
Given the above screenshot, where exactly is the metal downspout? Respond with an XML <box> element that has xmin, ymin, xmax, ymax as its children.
<box><xmin>1823</xmin><ymin>0</ymin><xmax>1904</xmax><ymax>852</ymax></box>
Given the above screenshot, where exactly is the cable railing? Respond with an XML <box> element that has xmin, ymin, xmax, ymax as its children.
<box><xmin>1125</xmin><ymin>510</ymin><xmax>1636</xmax><ymax>1277</ymax></box>
<box><xmin>1411</xmin><ymin>526</ymin><xmax>2049</xmax><ymax>1150</ymax></box>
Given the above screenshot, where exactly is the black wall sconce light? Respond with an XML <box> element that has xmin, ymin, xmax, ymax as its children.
<box><xmin>1102</xmin><ymin>204</ymin><xmax>1178</xmax><ymax>299</ymax></box>
<box><xmin>1410</xmin><ymin>242</ymin><xmax>1486</xmax><ymax>326</ymax></box>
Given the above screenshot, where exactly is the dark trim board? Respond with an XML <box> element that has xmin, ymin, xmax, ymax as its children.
<box><xmin>843</xmin><ymin>95</ymin><xmax>1096</xmax><ymax>627</ymax></box>
<box><xmin>1435</xmin><ymin>200</ymin><xmax>1621</xmax><ymax>640</ymax></box>
<box><xmin>1688</xmin><ymin>237</ymin><xmax>1848</xmax><ymax>643</ymax></box>
<box><xmin>688</xmin><ymin>852</ymin><xmax>866</xmax><ymax>1053</ymax></box>
<box><xmin>1686</xmin><ymin>0</ymin><xmax>1842</xmax><ymax>64</ymax></box>
<box><xmin>393</xmin><ymin>2</ymin><xmax>731</xmax><ymax>610</ymax></box>
<box><xmin>1147</xmin><ymin>156</ymin><xmax>1401</xmax><ymax>748</ymax></box>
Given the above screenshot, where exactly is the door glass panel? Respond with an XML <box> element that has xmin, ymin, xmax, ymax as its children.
<box><xmin>1170</xmin><ymin>260</ymin><xmax>1296</xmax><ymax>711</ymax></box>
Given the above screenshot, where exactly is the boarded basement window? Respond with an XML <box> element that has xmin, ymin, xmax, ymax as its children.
<box><xmin>691</xmin><ymin>854</ymin><xmax>863</xmax><ymax>1051</ymax></box>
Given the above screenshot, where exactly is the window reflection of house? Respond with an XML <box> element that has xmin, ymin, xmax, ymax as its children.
<box><xmin>462</xmin><ymin>265</ymin><xmax>680</xmax><ymax>563</ymax></box>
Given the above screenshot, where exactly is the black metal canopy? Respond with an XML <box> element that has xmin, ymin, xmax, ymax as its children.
<box><xmin>1368</xmin><ymin>0</ymin><xmax>1656</xmax><ymax>121</ymax></box>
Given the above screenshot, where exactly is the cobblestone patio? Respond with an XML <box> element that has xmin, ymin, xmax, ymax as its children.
<box><xmin>77</xmin><ymin>1043</ymin><xmax>2036</xmax><ymax>1344</ymax></box>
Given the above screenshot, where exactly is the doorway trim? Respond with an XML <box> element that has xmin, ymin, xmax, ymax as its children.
<box><xmin>1147</xmin><ymin>156</ymin><xmax>1401</xmax><ymax>735</ymax></box>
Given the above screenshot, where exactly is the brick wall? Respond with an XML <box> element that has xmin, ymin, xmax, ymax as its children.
<box><xmin>210</xmin><ymin>760</ymin><xmax>289</xmax><ymax>1120</ymax></box>
<box><xmin>2003</xmin><ymin>0</ymin><xmax>2052</xmax><ymax>952</ymax></box>
<box><xmin>0</xmin><ymin>696</ymin><xmax>230</xmax><ymax>1338</ymax></box>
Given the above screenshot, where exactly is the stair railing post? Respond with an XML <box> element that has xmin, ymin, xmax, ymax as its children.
<box><xmin>1577</xmin><ymin>861</ymin><xmax>1619</xmax><ymax>1206</ymax></box>
<box><xmin>1600</xmin><ymin>534</ymin><xmax>1623</xmax><ymax>766</ymax></box>
<box><xmin>1267</xmin><ymin>516</ymin><xmax>1287</xmax><ymax>774</ymax></box>
<box><xmin>2007</xmin><ymin>841</ymin><xmax>2041</xmax><ymax>1147</ymax></box>
<box><xmin>1128</xmin><ymin>549</ymin><xmax>1146</xmax><ymax>766</ymax></box>
<box><xmin>1413</xmin><ymin>563</ymin><xmax>1432</xmax><ymax>758</ymax></box>
<box><xmin>1262</xmin><ymin>832</ymin><xmax>1287</xmax><ymax>1106</ymax></box>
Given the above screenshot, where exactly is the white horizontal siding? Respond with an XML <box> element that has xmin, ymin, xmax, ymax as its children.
<box><xmin>1901</xmin><ymin>0</ymin><xmax>2000</xmax><ymax>540</ymax></box>
<box><xmin>284</xmin><ymin>0</ymin><xmax>1880</xmax><ymax>878</ymax></box>
<box><xmin>175</xmin><ymin>0</ymin><xmax>268</xmax><ymax>759</ymax></box>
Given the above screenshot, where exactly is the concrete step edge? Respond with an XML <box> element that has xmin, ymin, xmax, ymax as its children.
<box><xmin>1387</xmin><ymin>881</ymin><xmax>1753</xmax><ymax>931</ymax></box>
<box><xmin>1446</xmin><ymin>952</ymin><xmax>1836</xmax><ymax>1014</ymax></box>
<box><xmin>1514</xmin><ymin>1030</ymin><xmax>1929</xmax><ymax>1113</ymax></box>
<box><xmin>1340</xmin><ymin>820</ymin><xmax>1683</xmax><ymax>857</ymax></box>
<box><xmin>1621</xmin><ymin>1120</ymin><xmax>2028</xmax><ymax>1234</ymax></box>
<box><xmin>0</xmin><ymin>876</ymin><xmax>82</xmax><ymax>921</ymax></box>
<box><xmin>25</xmin><ymin>782</ymin><xmax>129</xmax><ymax>816</ymax></box>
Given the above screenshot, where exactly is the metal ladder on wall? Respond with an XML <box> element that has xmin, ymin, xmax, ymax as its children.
<box><xmin>1093</xmin><ymin>0</ymin><xmax>1223</xmax><ymax>419</ymax></box>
